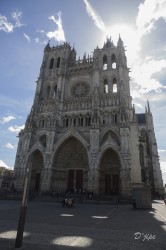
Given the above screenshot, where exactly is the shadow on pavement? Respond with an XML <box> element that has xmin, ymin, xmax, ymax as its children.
<box><xmin>0</xmin><ymin>200</ymin><xmax>166</xmax><ymax>250</ymax></box>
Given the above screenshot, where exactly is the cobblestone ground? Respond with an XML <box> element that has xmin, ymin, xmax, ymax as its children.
<box><xmin>0</xmin><ymin>200</ymin><xmax>166</xmax><ymax>250</ymax></box>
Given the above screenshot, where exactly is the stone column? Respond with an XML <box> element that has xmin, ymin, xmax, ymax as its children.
<box><xmin>120</xmin><ymin>158</ymin><xmax>132</xmax><ymax>196</ymax></box>
<box><xmin>120</xmin><ymin>127</ymin><xmax>129</xmax><ymax>153</ymax></box>
<box><xmin>120</xmin><ymin>128</ymin><xmax>132</xmax><ymax>196</ymax></box>
<box><xmin>89</xmin><ymin>129</ymin><xmax>100</xmax><ymax>193</ymax></box>
<box><xmin>41</xmin><ymin>168</ymin><xmax>52</xmax><ymax>192</ymax></box>
<box><xmin>46</xmin><ymin>131</ymin><xmax>55</xmax><ymax>152</ymax></box>
<box><xmin>15</xmin><ymin>156</ymin><xmax>29</xmax><ymax>191</ymax></box>
<box><xmin>41</xmin><ymin>145</ymin><xmax>53</xmax><ymax>192</ymax></box>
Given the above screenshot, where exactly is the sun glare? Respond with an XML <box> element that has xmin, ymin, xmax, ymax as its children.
<box><xmin>104</xmin><ymin>24</ymin><xmax>140</xmax><ymax>65</ymax></box>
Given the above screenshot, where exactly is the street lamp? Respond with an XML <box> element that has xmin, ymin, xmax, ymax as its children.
<box><xmin>15</xmin><ymin>156</ymin><xmax>32</xmax><ymax>248</ymax></box>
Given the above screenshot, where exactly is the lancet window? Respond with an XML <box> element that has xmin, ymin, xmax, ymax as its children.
<box><xmin>139</xmin><ymin>144</ymin><xmax>144</xmax><ymax>167</ymax></box>
<box><xmin>56</xmin><ymin>57</ymin><xmax>61</xmax><ymax>68</ymax></box>
<box><xmin>111</xmin><ymin>54</ymin><xmax>116</xmax><ymax>69</ymax></box>
<box><xmin>53</xmin><ymin>85</ymin><xmax>57</xmax><ymax>99</ymax></box>
<box><xmin>113</xmin><ymin>78</ymin><xmax>117</xmax><ymax>93</ymax></box>
<box><xmin>103</xmin><ymin>55</ymin><xmax>108</xmax><ymax>70</ymax></box>
<box><xmin>49</xmin><ymin>58</ymin><xmax>54</xmax><ymax>69</ymax></box>
<box><xmin>111</xmin><ymin>112</ymin><xmax>118</xmax><ymax>124</ymax></box>
<box><xmin>104</xmin><ymin>79</ymin><xmax>108</xmax><ymax>93</ymax></box>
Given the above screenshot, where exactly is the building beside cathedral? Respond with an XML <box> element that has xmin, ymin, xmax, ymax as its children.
<box><xmin>14</xmin><ymin>37</ymin><xmax>164</xmax><ymax>197</ymax></box>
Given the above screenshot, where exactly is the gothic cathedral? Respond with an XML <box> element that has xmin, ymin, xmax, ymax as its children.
<box><xmin>14</xmin><ymin>37</ymin><xmax>164</xmax><ymax>196</ymax></box>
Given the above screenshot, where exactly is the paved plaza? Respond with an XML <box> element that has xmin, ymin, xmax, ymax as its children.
<box><xmin>0</xmin><ymin>199</ymin><xmax>166</xmax><ymax>250</ymax></box>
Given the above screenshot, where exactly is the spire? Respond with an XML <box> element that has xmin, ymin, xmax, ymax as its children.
<box><xmin>83</xmin><ymin>52</ymin><xmax>87</xmax><ymax>63</ymax></box>
<box><xmin>117</xmin><ymin>34</ymin><xmax>124</xmax><ymax>47</ymax></box>
<box><xmin>44</xmin><ymin>40</ymin><xmax>50</xmax><ymax>51</ymax></box>
<box><xmin>117</xmin><ymin>34</ymin><xmax>127</xmax><ymax>67</ymax></box>
<box><xmin>103</xmin><ymin>36</ymin><xmax>114</xmax><ymax>48</ymax></box>
<box><xmin>147</xmin><ymin>100</ymin><xmax>151</xmax><ymax>113</ymax></box>
<box><xmin>72</xmin><ymin>44</ymin><xmax>76</xmax><ymax>52</ymax></box>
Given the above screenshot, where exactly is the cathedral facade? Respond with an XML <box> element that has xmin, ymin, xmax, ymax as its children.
<box><xmin>14</xmin><ymin>37</ymin><xmax>164</xmax><ymax>196</ymax></box>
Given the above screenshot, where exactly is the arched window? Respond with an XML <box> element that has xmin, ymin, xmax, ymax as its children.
<box><xmin>139</xmin><ymin>144</ymin><xmax>144</xmax><ymax>167</ymax></box>
<box><xmin>42</xmin><ymin>119</ymin><xmax>45</xmax><ymax>128</ymax></box>
<box><xmin>111</xmin><ymin>112</ymin><xmax>117</xmax><ymax>124</ymax></box>
<box><xmin>53</xmin><ymin>85</ymin><xmax>57</xmax><ymax>99</ymax></box>
<box><xmin>49</xmin><ymin>58</ymin><xmax>54</xmax><ymax>69</ymax></box>
<box><xmin>111</xmin><ymin>54</ymin><xmax>116</xmax><ymax>69</ymax></box>
<box><xmin>80</xmin><ymin>117</ymin><xmax>83</xmax><ymax>126</ymax></box>
<box><xmin>113</xmin><ymin>78</ymin><xmax>117</xmax><ymax>93</ymax></box>
<box><xmin>56</xmin><ymin>57</ymin><xmax>61</xmax><ymax>68</ymax></box>
<box><xmin>103</xmin><ymin>55</ymin><xmax>107</xmax><ymax>70</ymax></box>
<box><xmin>88</xmin><ymin>117</ymin><xmax>91</xmax><ymax>126</ymax></box>
<box><xmin>46</xmin><ymin>86</ymin><xmax>51</xmax><ymax>99</ymax></box>
<box><xmin>86</xmin><ymin>116</ymin><xmax>91</xmax><ymax>126</ymax></box>
<box><xmin>66</xmin><ymin>119</ymin><xmax>68</xmax><ymax>127</ymax></box>
<box><xmin>104</xmin><ymin>79</ymin><xmax>108</xmax><ymax>93</ymax></box>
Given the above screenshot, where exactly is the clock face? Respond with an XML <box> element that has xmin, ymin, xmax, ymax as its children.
<box><xmin>71</xmin><ymin>82</ymin><xmax>90</xmax><ymax>97</ymax></box>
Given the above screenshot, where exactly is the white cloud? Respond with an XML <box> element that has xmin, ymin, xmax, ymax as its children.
<box><xmin>3</xmin><ymin>143</ymin><xmax>14</xmax><ymax>149</ymax></box>
<box><xmin>160</xmin><ymin>161</ymin><xmax>166</xmax><ymax>171</ymax></box>
<box><xmin>35</xmin><ymin>37</ymin><xmax>39</xmax><ymax>43</ymax></box>
<box><xmin>0</xmin><ymin>160</ymin><xmax>10</xmax><ymax>169</ymax></box>
<box><xmin>46</xmin><ymin>12</ymin><xmax>65</xmax><ymax>42</ymax></box>
<box><xmin>83</xmin><ymin>0</ymin><xmax>106</xmax><ymax>32</ymax></box>
<box><xmin>37</xmin><ymin>29</ymin><xmax>45</xmax><ymax>34</ymax></box>
<box><xmin>11</xmin><ymin>10</ymin><xmax>24</xmax><ymax>28</ymax></box>
<box><xmin>160</xmin><ymin>161</ymin><xmax>166</xmax><ymax>184</ymax></box>
<box><xmin>136</xmin><ymin>0</ymin><xmax>166</xmax><ymax>38</ymax></box>
<box><xmin>0</xmin><ymin>115</ymin><xmax>16</xmax><ymax>124</ymax></box>
<box><xmin>159</xmin><ymin>149</ymin><xmax>166</xmax><ymax>152</ymax></box>
<box><xmin>131</xmin><ymin>58</ymin><xmax>166</xmax><ymax>93</ymax></box>
<box><xmin>0</xmin><ymin>15</ymin><xmax>14</xmax><ymax>32</ymax></box>
<box><xmin>128</xmin><ymin>0</ymin><xmax>166</xmax><ymax>96</ymax></box>
<box><xmin>23</xmin><ymin>33</ymin><xmax>30</xmax><ymax>42</ymax></box>
<box><xmin>34</xmin><ymin>37</ymin><xmax>47</xmax><ymax>45</ymax></box>
<box><xmin>134</xmin><ymin>102</ymin><xmax>144</xmax><ymax>109</ymax></box>
<box><xmin>0</xmin><ymin>10</ymin><xmax>24</xmax><ymax>33</ymax></box>
<box><xmin>8</xmin><ymin>125</ymin><xmax>25</xmax><ymax>133</ymax></box>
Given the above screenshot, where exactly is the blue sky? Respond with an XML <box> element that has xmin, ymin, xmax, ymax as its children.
<box><xmin>0</xmin><ymin>0</ymin><xmax>166</xmax><ymax>185</ymax></box>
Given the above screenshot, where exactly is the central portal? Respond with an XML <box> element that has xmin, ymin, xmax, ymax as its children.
<box><xmin>68</xmin><ymin>169</ymin><xmax>83</xmax><ymax>191</ymax></box>
<box><xmin>52</xmin><ymin>137</ymin><xmax>88</xmax><ymax>192</ymax></box>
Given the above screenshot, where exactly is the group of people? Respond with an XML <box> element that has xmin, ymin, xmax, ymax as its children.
<box><xmin>62</xmin><ymin>197</ymin><xmax>74</xmax><ymax>208</ymax></box>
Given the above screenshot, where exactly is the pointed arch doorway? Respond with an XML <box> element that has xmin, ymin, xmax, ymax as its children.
<box><xmin>68</xmin><ymin>169</ymin><xmax>83</xmax><ymax>191</ymax></box>
<box><xmin>52</xmin><ymin>137</ymin><xmax>88</xmax><ymax>192</ymax></box>
<box><xmin>99</xmin><ymin>148</ymin><xmax>120</xmax><ymax>195</ymax></box>
<box><xmin>28</xmin><ymin>150</ymin><xmax>44</xmax><ymax>192</ymax></box>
